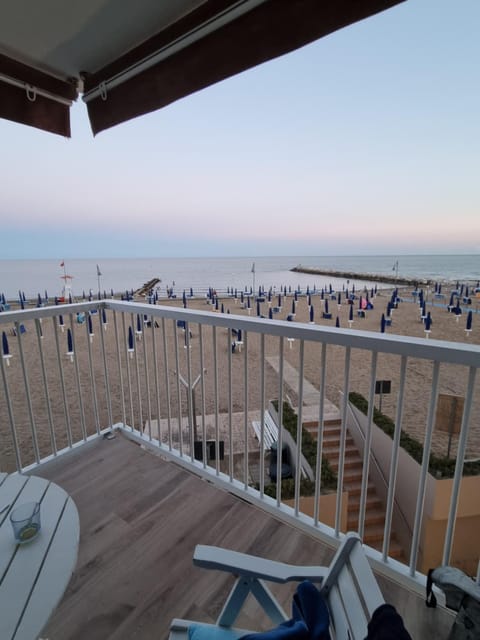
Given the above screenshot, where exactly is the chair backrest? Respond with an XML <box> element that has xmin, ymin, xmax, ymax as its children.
<box><xmin>321</xmin><ymin>535</ymin><xmax>384</xmax><ymax>640</ymax></box>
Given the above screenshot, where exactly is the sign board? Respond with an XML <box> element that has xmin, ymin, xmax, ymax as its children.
<box><xmin>435</xmin><ymin>394</ymin><xmax>464</xmax><ymax>436</ymax></box>
<box><xmin>375</xmin><ymin>380</ymin><xmax>391</xmax><ymax>395</ymax></box>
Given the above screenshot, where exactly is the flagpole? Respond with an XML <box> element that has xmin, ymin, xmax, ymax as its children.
<box><xmin>97</xmin><ymin>265</ymin><xmax>102</xmax><ymax>295</ymax></box>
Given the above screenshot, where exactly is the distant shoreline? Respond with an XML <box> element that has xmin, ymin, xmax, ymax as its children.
<box><xmin>291</xmin><ymin>265</ymin><xmax>428</xmax><ymax>287</ymax></box>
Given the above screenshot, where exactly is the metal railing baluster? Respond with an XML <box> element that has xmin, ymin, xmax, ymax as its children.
<box><xmin>335</xmin><ymin>346</ymin><xmax>351</xmax><ymax>537</ymax></box>
<box><xmin>15</xmin><ymin>320</ymin><xmax>40</xmax><ymax>464</ymax></box>
<box><xmin>313</xmin><ymin>342</ymin><xmax>327</xmax><ymax>526</ymax></box>
<box><xmin>409</xmin><ymin>361</ymin><xmax>440</xmax><ymax>575</ymax></box>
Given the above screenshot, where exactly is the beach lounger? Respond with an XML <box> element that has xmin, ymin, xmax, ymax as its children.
<box><xmin>169</xmin><ymin>532</ymin><xmax>385</xmax><ymax>640</ymax></box>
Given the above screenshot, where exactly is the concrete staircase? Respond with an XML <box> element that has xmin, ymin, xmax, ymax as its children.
<box><xmin>304</xmin><ymin>418</ymin><xmax>404</xmax><ymax>560</ymax></box>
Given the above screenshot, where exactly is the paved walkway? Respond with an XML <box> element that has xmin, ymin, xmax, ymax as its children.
<box><xmin>266</xmin><ymin>356</ymin><xmax>341</xmax><ymax>422</ymax></box>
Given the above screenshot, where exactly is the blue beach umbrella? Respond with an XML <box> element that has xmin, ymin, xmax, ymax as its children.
<box><xmin>82</xmin><ymin>290</ymin><xmax>86</xmax><ymax>299</ymax></box>
<box><xmin>37</xmin><ymin>293</ymin><xmax>42</xmax><ymax>307</ymax></box>
<box><xmin>269</xmin><ymin>307</ymin><xmax>273</xmax><ymax>320</ymax></box>
<box><xmin>102</xmin><ymin>308</ymin><xmax>108</xmax><ymax>329</ymax></box>
<box><xmin>335</xmin><ymin>316</ymin><xmax>340</xmax><ymax>328</ymax></box>
<box><xmin>324</xmin><ymin>299</ymin><xmax>329</xmax><ymax>315</ymax></box>
<box><xmin>190</xmin><ymin>287</ymin><xmax>193</xmax><ymax>298</ymax></box>
<box><xmin>237</xmin><ymin>329</ymin><xmax>242</xmax><ymax>343</ymax></box>
<box><xmin>448</xmin><ymin>293</ymin><xmax>454</xmax><ymax>309</ymax></box>
<box><xmin>88</xmin><ymin>314</ymin><xmax>94</xmax><ymax>340</ymax></box>
<box><xmin>380</xmin><ymin>314</ymin><xmax>386</xmax><ymax>333</ymax></box>
<box><xmin>58</xmin><ymin>314</ymin><xmax>65</xmax><ymax>331</ymax></box>
<box><xmin>20</xmin><ymin>297</ymin><xmax>25</xmax><ymax>310</ymax></box>
<box><xmin>68</xmin><ymin>293</ymin><xmax>72</xmax><ymax>304</ymax></box>
<box><xmin>278</xmin><ymin>294</ymin><xmax>282</xmax><ymax>307</ymax></box>
<box><xmin>349</xmin><ymin>304</ymin><xmax>353</xmax><ymax>324</ymax></box>
<box><xmin>424</xmin><ymin>312</ymin><xmax>432</xmax><ymax>335</ymax></box>
<box><xmin>291</xmin><ymin>299</ymin><xmax>296</xmax><ymax>314</ymax></box>
<box><xmin>466</xmin><ymin>310</ymin><xmax>473</xmax><ymax>333</ymax></box>
<box><xmin>183</xmin><ymin>290</ymin><xmax>187</xmax><ymax>308</ymax></box>
<box><xmin>2</xmin><ymin>331</ymin><xmax>10</xmax><ymax>356</ymax></box>
<box><xmin>136</xmin><ymin>313</ymin><xmax>142</xmax><ymax>336</ymax></box>
<box><xmin>67</xmin><ymin>328</ymin><xmax>74</xmax><ymax>360</ymax></box>
<box><xmin>337</xmin><ymin>292</ymin><xmax>341</xmax><ymax>306</ymax></box>
<box><xmin>221</xmin><ymin>303</ymin><xmax>225</xmax><ymax>314</ymax></box>
<box><xmin>127</xmin><ymin>326</ymin><xmax>134</xmax><ymax>356</ymax></box>
<box><xmin>256</xmin><ymin>300</ymin><xmax>261</xmax><ymax>316</ymax></box>
<box><xmin>216</xmin><ymin>297</ymin><xmax>220</xmax><ymax>311</ymax></box>
<box><xmin>309</xmin><ymin>305</ymin><xmax>314</xmax><ymax>323</ymax></box>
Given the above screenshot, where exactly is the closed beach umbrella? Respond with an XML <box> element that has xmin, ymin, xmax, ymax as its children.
<box><xmin>88</xmin><ymin>314</ymin><xmax>94</xmax><ymax>340</ymax></box>
<box><xmin>67</xmin><ymin>328</ymin><xmax>74</xmax><ymax>361</ymax></box>
<box><xmin>102</xmin><ymin>308</ymin><xmax>108</xmax><ymax>329</ymax></box>
<box><xmin>349</xmin><ymin>304</ymin><xmax>353</xmax><ymax>325</ymax></box>
<box><xmin>82</xmin><ymin>290</ymin><xmax>86</xmax><ymax>299</ymax></box>
<box><xmin>246</xmin><ymin>296</ymin><xmax>250</xmax><ymax>309</ymax></box>
<box><xmin>466</xmin><ymin>310</ymin><xmax>473</xmax><ymax>334</ymax></box>
<box><xmin>310</xmin><ymin>305</ymin><xmax>314</xmax><ymax>323</ymax></box>
<box><xmin>37</xmin><ymin>293</ymin><xmax>42</xmax><ymax>307</ymax></box>
<box><xmin>335</xmin><ymin>316</ymin><xmax>340</xmax><ymax>328</ymax></box>
<box><xmin>221</xmin><ymin>303</ymin><xmax>225</xmax><ymax>314</ymax></box>
<box><xmin>2</xmin><ymin>331</ymin><xmax>12</xmax><ymax>367</ymax></box>
<box><xmin>237</xmin><ymin>329</ymin><xmax>242</xmax><ymax>343</ymax></box>
<box><xmin>2</xmin><ymin>331</ymin><xmax>10</xmax><ymax>356</ymax></box>
<box><xmin>424</xmin><ymin>312</ymin><xmax>432</xmax><ymax>336</ymax></box>
<box><xmin>183</xmin><ymin>290</ymin><xmax>187</xmax><ymax>307</ymax></box>
<box><xmin>58</xmin><ymin>314</ymin><xmax>65</xmax><ymax>332</ymax></box>
<box><xmin>136</xmin><ymin>313</ymin><xmax>142</xmax><ymax>336</ymax></box>
<box><xmin>256</xmin><ymin>300</ymin><xmax>260</xmax><ymax>316</ymax></box>
<box><xmin>278</xmin><ymin>294</ymin><xmax>282</xmax><ymax>307</ymax></box>
<box><xmin>20</xmin><ymin>297</ymin><xmax>25</xmax><ymax>310</ymax></box>
<box><xmin>68</xmin><ymin>293</ymin><xmax>72</xmax><ymax>304</ymax></box>
<box><xmin>448</xmin><ymin>293</ymin><xmax>454</xmax><ymax>309</ymax></box>
<box><xmin>325</xmin><ymin>299</ymin><xmax>329</xmax><ymax>315</ymax></box>
<box><xmin>337</xmin><ymin>292</ymin><xmax>341</xmax><ymax>306</ymax></box>
<box><xmin>216</xmin><ymin>297</ymin><xmax>220</xmax><ymax>311</ymax></box>
<box><xmin>269</xmin><ymin>307</ymin><xmax>273</xmax><ymax>320</ymax></box>
<box><xmin>128</xmin><ymin>326</ymin><xmax>134</xmax><ymax>357</ymax></box>
<box><xmin>291</xmin><ymin>299</ymin><xmax>296</xmax><ymax>314</ymax></box>
<box><xmin>380</xmin><ymin>313</ymin><xmax>386</xmax><ymax>333</ymax></box>
<box><xmin>240</xmin><ymin>291</ymin><xmax>244</xmax><ymax>303</ymax></box>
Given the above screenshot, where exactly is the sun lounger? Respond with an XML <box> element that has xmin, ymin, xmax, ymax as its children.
<box><xmin>169</xmin><ymin>532</ymin><xmax>385</xmax><ymax>640</ymax></box>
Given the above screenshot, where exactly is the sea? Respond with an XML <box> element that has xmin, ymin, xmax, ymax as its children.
<box><xmin>0</xmin><ymin>255</ymin><xmax>479</xmax><ymax>302</ymax></box>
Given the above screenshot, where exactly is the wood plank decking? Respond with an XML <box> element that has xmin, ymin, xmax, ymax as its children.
<box><xmin>32</xmin><ymin>434</ymin><xmax>453</xmax><ymax>639</ymax></box>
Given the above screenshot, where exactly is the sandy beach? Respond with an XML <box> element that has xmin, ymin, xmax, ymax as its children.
<box><xmin>1</xmin><ymin>287</ymin><xmax>479</xmax><ymax>472</ymax></box>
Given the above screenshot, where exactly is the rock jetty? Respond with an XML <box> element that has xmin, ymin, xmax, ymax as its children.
<box><xmin>290</xmin><ymin>265</ymin><xmax>428</xmax><ymax>287</ymax></box>
<box><xmin>135</xmin><ymin>278</ymin><xmax>161</xmax><ymax>296</ymax></box>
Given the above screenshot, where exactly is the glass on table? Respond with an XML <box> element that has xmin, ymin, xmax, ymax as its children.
<box><xmin>10</xmin><ymin>502</ymin><xmax>41</xmax><ymax>543</ymax></box>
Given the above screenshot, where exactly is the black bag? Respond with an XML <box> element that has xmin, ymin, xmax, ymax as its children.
<box><xmin>426</xmin><ymin>567</ymin><xmax>480</xmax><ymax>640</ymax></box>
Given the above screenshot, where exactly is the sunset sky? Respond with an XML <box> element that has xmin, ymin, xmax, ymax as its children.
<box><xmin>1</xmin><ymin>0</ymin><xmax>479</xmax><ymax>259</ymax></box>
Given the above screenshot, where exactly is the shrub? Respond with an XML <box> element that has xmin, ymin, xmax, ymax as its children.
<box><xmin>348</xmin><ymin>392</ymin><xmax>480</xmax><ymax>478</ymax></box>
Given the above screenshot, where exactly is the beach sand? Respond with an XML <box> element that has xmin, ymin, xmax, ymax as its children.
<box><xmin>1</xmin><ymin>288</ymin><xmax>479</xmax><ymax>472</ymax></box>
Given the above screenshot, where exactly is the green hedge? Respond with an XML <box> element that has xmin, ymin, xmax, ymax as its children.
<box><xmin>260</xmin><ymin>402</ymin><xmax>337</xmax><ymax>499</ymax></box>
<box><xmin>348</xmin><ymin>391</ymin><xmax>480</xmax><ymax>479</ymax></box>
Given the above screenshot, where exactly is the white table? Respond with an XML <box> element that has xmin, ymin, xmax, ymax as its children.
<box><xmin>0</xmin><ymin>472</ymin><xmax>79</xmax><ymax>640</ymax></box>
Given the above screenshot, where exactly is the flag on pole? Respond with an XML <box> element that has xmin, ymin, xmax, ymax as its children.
<box><xmin>251</xmin><ymin>262</ymin><xmax>255</xmax><ymax>273</ymax></box>
<box><xmin>96</xmin><ymin>264</ymin><xmax>102</xmax><ymax>277</ymax></box>
<box><xmin>60</xmin><ymin>260</ymin><xmax>64</xmax><ymax>267</ymax></box>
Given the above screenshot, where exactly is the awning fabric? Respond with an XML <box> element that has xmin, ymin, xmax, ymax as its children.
<box><xmin>0</xmin><ymin>0</ymin><xmax>405</xmax><ymax>137</ymax></box>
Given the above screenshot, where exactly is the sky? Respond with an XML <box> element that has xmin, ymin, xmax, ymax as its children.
<box><xmin>1</xmin><ymin>0</ymin><xmax>480</xmax><ymax>259</ymax></box>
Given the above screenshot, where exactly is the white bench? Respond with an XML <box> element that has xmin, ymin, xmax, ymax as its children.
<box><xmin>252</xmin><ymin>411</ymin><xmax>279</xmax><ymax>451</ymax></box>
<box><xmin>169</xmin><ymin>532</ymin><xmax>385</xmax><ymax>640</ymax></box>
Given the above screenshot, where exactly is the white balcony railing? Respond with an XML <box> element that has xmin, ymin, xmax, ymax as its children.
<box><xmin>1</xmin><ymin>298</ymin><xmax>479</xmax><ymax>593</ymax></box>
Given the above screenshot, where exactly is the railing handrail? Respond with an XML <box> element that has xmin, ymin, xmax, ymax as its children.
<box><xmin>2</xmin><ymin>300</ymin><xmax>479</xmax><ymax>368</ymax></box>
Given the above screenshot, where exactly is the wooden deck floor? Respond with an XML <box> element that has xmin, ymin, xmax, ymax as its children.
<box><xmin>32</xmin><ymin>434</ymin><xmax>453</xmax><ymax>640</ymax></box>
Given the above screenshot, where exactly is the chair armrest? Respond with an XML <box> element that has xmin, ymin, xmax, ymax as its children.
<box><xmin>193</xmin><ymin>545</ymin><xmax>328</xmax><ymax>584</ymax></box>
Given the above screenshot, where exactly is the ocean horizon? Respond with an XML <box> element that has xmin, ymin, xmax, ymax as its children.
<box><xmin>1</xmin><ymin>254</ymin><xmax>479</xmax><ymax>302</ymax></box>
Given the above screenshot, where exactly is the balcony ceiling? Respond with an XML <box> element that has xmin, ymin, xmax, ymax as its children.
<box><xmin>0</xmin><ymin>0</ymin><xmax>405</xmax><ymax>136</ymax></box>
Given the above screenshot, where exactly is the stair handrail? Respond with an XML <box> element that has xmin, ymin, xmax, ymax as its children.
<box><xmin>346</xmin><ymin>402</ymin><xmax>413</xmax><ymax>542</ymax></box>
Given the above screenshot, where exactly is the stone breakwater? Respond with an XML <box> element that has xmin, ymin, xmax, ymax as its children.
<box><xmin>290</xmin><ymin>265</ymin><xmax>429</xmax><ymax>287</ymax></box>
